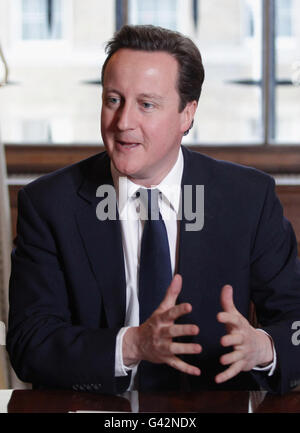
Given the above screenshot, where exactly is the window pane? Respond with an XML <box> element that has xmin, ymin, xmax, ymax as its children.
<box><xmin>22</xmin><ymin>0</ymin><xmax>62</xmax><ymax>40</ymax></box>
<box><xmin>275</xmin><ymin>0</ymin><xmax>300</xmax><ymax>143</ymax></box>
<box><xmin>128</xmin><ymin>0</ymin><xmax>263</xmax><ymax>145</ymax></box>
<box><xmin>0</xmin><ymin>0</ymin><xmax>115</xmax><ymax>144</ymax></box>
<box><xmin>192</xmin><ymin>0</ymin><xmax>263</xmax><ymax>144</ymax></box>
<box><xmin>129</xmin><ymin>0</ymin><xmax>178</xmax><ymax>30</ymax></box>
<box><xmin>277</xmin><ymin>0</ymin><xmax>292</xmax><ymax>37</ymax></box>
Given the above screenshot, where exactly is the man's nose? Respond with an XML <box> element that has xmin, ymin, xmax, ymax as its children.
<box><xmin>116</xmin><ymin>103</ymin><xmax>137</xmax><ymax>131</ymax></box>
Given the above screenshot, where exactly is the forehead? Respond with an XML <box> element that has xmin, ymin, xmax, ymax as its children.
<box><xmin>103</xmin><ymin>48</ymin><xmax>179</xmax><ymax>94</ymax></box>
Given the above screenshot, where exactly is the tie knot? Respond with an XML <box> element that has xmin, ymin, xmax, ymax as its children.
<box><xmin>138</xmin><ymin>188</ymin><xmax>160</xmax><ymax>220</ymax></box>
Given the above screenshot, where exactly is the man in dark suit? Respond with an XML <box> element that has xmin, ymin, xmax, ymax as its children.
<box><xmin>7</xmin><ymin>25</ymin><xmax>300</xmax><ymax>395</ymax></box>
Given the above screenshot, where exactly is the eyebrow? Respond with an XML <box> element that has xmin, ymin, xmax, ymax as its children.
<box><xmin>103</xmin><ymin>88</ymin><xmax>121</xmax><ymax>96</ymax></box>
<box><xmin>103</xmin><ymin>88</ymin><xmax>164</xmax><ymax>102</ymax></box>
<box><xmin>138</xmin><ymin>93</ymin><xmax>164</xmax><ymax>102</ymax></box>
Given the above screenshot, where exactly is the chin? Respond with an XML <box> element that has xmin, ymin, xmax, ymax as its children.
<box><xmin>112</xmin><ymin>159</ymin><xmax>141</xmax><ymax>179</ymax></box>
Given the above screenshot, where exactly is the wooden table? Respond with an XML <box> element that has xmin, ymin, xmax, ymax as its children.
<box><xmin>2</xmin><ymin>389</ymin><xmax>300</xmax><ymax>413</ymax></box>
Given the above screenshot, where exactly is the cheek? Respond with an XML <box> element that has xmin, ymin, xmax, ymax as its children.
<box><xmin>146</xmin><ymin>114</ymin><xmax>182</xmax><ymax>144</ymax></box>
<box><xmin>100</xmin><ymin>112</ymin><xmax>106</xmax><ymax>133</ymax></box>
<box><xmin>101</xmin><ymin>109</ymin><xmax>113</xmax><ymax>132</ymax></box>
<box><xmin>145</xmin><ymin>113</ymin><xmax>173</xmax><ymax>136</ymax></box>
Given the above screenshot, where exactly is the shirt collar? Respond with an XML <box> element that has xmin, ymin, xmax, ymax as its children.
<box><xmin>111</xmin><ymin>147</ymin><xmax>184</xmax><ymax>216</ymax></box>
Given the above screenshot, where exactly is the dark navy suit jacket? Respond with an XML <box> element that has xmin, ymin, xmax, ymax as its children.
<box><xmin>7</xmin><ymin>146</ymin><xmax>300</xmax><ymax>394</ymax></box>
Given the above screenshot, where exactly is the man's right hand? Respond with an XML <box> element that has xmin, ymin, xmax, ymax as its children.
<box><xmin>122</xmin><ymin>274</ymin><xmax>202</xmax><ymax>376</ymax></box>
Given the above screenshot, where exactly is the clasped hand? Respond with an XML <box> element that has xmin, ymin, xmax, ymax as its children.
<box><xmin>123</xmin><ymin>275</ymin><xmax>273</xmax><ymax>383</ymax></box>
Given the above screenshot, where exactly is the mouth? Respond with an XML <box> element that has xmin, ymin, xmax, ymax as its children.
<box><xmin>116</xmin><ymin>141</ymin><xmax>141</xmax><ymax>149</ymax></box>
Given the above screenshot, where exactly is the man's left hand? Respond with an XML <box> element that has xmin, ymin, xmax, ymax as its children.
<box><xmin>215</xmin><ymin>284</ymin><xmax>273</xmax><ymax>384</ymax></box>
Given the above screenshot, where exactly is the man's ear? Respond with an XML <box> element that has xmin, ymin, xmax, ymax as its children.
<box><xmin>180</xmin><ymin>100</ymin><xmax>198</xmax><ymax>135</ymax></box>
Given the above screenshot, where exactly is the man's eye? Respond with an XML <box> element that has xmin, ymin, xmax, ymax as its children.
<box><xmin>107</xmin><ymin>97</ymin><xmax>120</xmax><ymax>105</ymax></box>
<box><xmin>142</xmin><ymin>102</ymin><xmax>154</xmax><ymax>110</ymax></box>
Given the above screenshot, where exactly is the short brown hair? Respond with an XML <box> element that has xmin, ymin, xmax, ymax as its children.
<box><xmin>101</xmin><ymin>25</ymin><xmax>205</xmax><ymax>112</ymax></box>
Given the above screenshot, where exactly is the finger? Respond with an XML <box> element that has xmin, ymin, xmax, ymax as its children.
<box><xmin>220</xmin><ymin>350</ymin><xmax>244</xmax><ymax>366</ymax></box>
<box><xmin>167</xmin><ymin>355</ymin><xmax>201</xmax><ymax>376</ymax></box>
<box><xmin>220</xmin><ymin>333</ymin><xmax>244</xmax><ymax>347</ymax></box>
<box><xmin>217</xmin><ymin>311</ymin><xmax>240</xmax><ymax>327</ymax></box>
<box><xmin>161</xmin><ymin>302</ymin><xmax>192</xmax><ymax>323</ymax></box>
<box><xmin>160</xmin><ymin>324</ymin><xmax>199</xmax><ymax>339</ymax></box>
<box><xmin>169</xmin><ymin>342</ymin><xmax>202</xmax><ymax>355</ymax></box>
<box><xmin>157</xmin><ymin>274</ymin><xmax>182</xmax><ymax>312</ymax></box>
<box><xmin>215</xmin><ymin>360</ymin><xmax>244</xmax><ymax>384</ymax></box>
<box><xmin>220</xmin><ymin>285</ymin><xmax>238</xmax><ymax>314</ymax></box>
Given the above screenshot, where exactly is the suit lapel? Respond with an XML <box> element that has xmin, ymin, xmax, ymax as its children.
<box><xmin>75</xmin><ymin>152</ymin><xmax>126</xmax><ymax>329</ymax></box>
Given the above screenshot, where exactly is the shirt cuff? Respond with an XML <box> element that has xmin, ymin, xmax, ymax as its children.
<box><xmin>252</xmin><ymin>329</ymin><xmax>277</xmax><ymax>376</ymax></box>
<box><xmin>115</xmin><ymin>326</ymin><xmax>139</xmax><ymax>377</ymax></box>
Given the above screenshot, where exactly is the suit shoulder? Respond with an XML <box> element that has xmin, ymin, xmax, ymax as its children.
<box><xmin>22</xmin><ymin>151</ymin><xmax>108</xmax><ymax>198</ymax></box>
<box><xmin>183</xmin><ymin>146</ymin><xmax>274</xmax><ymax>190</ymax></box>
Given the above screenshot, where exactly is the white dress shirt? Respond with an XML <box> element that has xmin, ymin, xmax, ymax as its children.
<box><xmin>110</xmin><ymin>148</ymin><xmax>276</xmax><ymax>390</ymax></box>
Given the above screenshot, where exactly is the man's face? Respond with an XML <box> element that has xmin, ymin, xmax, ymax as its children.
<box><xmin>101</xmin><ymin>48</ymin><xmax>197</xmax><ymax>187</ymax></box>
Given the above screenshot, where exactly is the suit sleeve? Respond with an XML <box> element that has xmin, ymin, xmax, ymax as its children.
<box><xmin>250</xmin><ymin>176</ymin><xmax>300</xmax><ymax>394</ymax></box>
<box><xmin>6</xmin><ymin>188</ymin><xmax>130</xmax><ymax>393</ymax></box>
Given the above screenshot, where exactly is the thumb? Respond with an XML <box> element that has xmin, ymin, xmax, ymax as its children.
<box><xmin>157</xmin><ymin>274</ymin><xmax>182</xmax><ymax>312</ymax></box>
<box><xmin>220</xmin><ymin>284</ymin><xmax>237</xmax><ymax>313</ymax></box>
